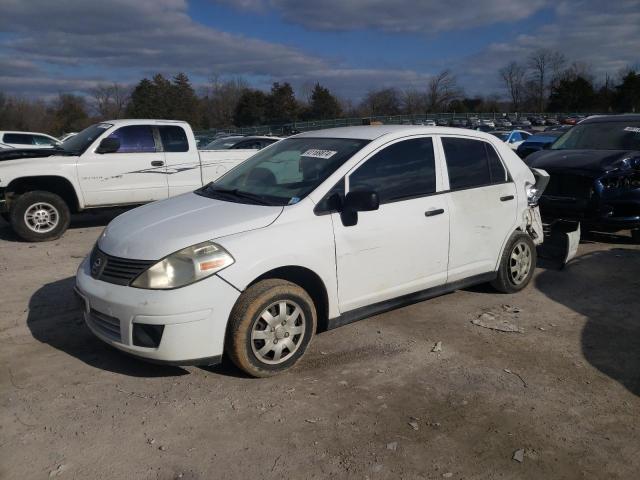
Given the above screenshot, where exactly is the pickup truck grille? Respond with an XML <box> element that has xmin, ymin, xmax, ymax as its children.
<box><xmin>543</xmin><ymin>173</ymin><xmax>594</xmax><ymax>200</ymax></box>
<box><xmin>90</xmin><ymin>247</ymin><xmax>155</xmax><ymax>286</ymax></box>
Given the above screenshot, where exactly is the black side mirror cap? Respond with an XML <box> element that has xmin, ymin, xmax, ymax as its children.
<box><xmin>343</xmin><ymin>191</ymin><xmax>379</xmax><ymax>212</ymax></box>
<box><xmin>96</xmin><ymin>137</ymin><xmax>120</xmax><ymax>154</ymax></box>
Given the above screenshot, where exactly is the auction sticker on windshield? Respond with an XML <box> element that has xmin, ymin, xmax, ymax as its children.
<box><xmin>302</xmin><ymin>149</ymin><xmax>337</xmax><ymax>159</ymax></box>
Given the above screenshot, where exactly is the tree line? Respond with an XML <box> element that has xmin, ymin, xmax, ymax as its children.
<box><xmin>1</xmin><ymin>56</ymin><xmax>639</xmax><ymax>136</ymax></box>
<box><xmin>499</xmin><ymin>48</ymin><xmax>640</xmax><ymax>113</ymax></box>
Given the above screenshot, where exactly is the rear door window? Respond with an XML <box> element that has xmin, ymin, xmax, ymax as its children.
<box><xmin>349</xmin><ymin>137</ymin><xmax>436</xmax><ymax>204</ymax></box>
<box><xmin>107</xmin><ymin>125</ymin><xmax>157</xmax><ymax>153</ymax></box>
<box><xmin>3</xmin><ymin>133</ymin><xmax>34</xmax><ymax>145</ymax></box>
<box><xmin>442</xmin><ymin>137</ymin><xmax>507</xmax><ymax>189</ymax></box>
<box><xmin>159</xmin><ymin>126</ymin><xmax>189</xmax><ymax>152</ymax></box>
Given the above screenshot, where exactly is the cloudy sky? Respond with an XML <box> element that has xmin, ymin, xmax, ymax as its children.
<box><xmin>0</xmin><ymin>0</ymin><xmax>638</xmax><ymax>100</ymax></box>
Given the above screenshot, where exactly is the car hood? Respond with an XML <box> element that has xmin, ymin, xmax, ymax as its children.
<box><xmin>525</xmin><ymin>149</ymin><xmax>640</xmax><ymax>174</ymax></box>
<box><xmin>0</xmin><ymin>149</ymin><xmax>66</xmax><ymax>162</ymax></box>
<box><xmin>99</xmin><ymin>192</ymin><xmax>283</xmax><ymax>260</ymax></box>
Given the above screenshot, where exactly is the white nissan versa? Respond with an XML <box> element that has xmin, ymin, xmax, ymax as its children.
<box><xmin>76</xmin><ymin>126</ymin><xmax>548</xmax><ymax>377</ymax></box>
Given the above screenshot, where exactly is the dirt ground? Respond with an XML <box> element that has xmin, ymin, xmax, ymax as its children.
<box><xmin>0</xmin><ymin>213</ymin><xmax>639</xmax><ymax>480</ymax></box>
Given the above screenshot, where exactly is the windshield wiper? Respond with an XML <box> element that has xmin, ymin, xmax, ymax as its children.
<box><xmin>205</xmin><ymin>185</ymin><xmax>273</xmax><ymax>205</ymax></box>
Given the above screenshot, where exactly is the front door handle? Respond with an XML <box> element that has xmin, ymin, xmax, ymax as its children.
<box><xmin>151</xmin><ymin>160</ymin><xmax>164</xmax><ymax>167</ymax></box>
<box><xmin>500</xmin><ymin>195</ymin><xmax>514</xmax><ymax>202</ymax></box>
<box><xmin>425</xmin><ymin>208</ymin><xmax>445</xmax><ymax>217</ymax></box>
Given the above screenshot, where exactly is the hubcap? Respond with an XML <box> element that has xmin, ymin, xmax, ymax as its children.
<box><xmin>24</xmin><ymin>202</ymin><xmax>59</xmax><ymax>234</ymax></box>
<box><xmin>251</xmin><ymin>300</ymin><xmax>306</xmax><ymax>365</ymax></box>
<box><xmin>509</xmin><ymin>241</ymin><xmax>532</xmax><ymax>285</ymax></box>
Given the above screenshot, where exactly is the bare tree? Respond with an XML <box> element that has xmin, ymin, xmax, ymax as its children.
<box><xmin>202</xmin><ymin>75</ymin><xmax>248</xmax><ymax>127</ymax></box>
<box><xmin>499</xmin><ymin>61</ymin><xmax>527</xmax><ymax>111</ymax></box>
<box><xmin>402</xmin><ymin>88</ymin><xmax>427</xmax><ymax>115</ymax></box>
<box><xmin>91</xmin><ymin>83</ymin><xmax>129</xmax><ymax>119</ymax></box>
<box><xmin>528</xmin><ymin>49</ymin><xmax>565</xmax><ymax>111</ymax></box>
<box><xmin>426</xmin><ymin>69</ymin><xmax>462</xmax><ymax>113</ymax></box>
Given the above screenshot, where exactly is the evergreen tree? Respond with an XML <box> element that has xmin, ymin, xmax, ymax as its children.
<box><xmin>614</xmin><ymin>71</ymin><xmax>640</xmax><ymax>113</ymax></box>
<box><xmin>171</xmin><ymin>72</ymin><xmax>199</xmax><ymax>125</ymax></box>
<box><xmin>548</xmin><ymin>76</ymin><xmax>595</xmax><ymax>112</ymax></box>
<box><xmin>267</xmin><ymin>82</ymin><xmax>298</xmax><ymax>124</ymax></box>
<box><xmin>308</xmin><ymin>83</ymin><xmax>341</xmax><ymax>120</ymax></box>
<box><xmin>234</xmin><ymin>89</ymin><xmax>268</xmax><ymax>126</ymax></box>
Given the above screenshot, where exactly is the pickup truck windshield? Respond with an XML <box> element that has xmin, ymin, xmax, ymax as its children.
<box><xmin>197</xmin><ymin>137</ymin><xmax>369</xmax><ymax>206</ymax></box>
<box><xmin>551</xmin><ymin>122</ymin><xmax>640</xmax><ymax>150</ymax></box>
<box><xmin>60</xmin><ymin>123</ymin><xmax>113</xmax><ymax>154</ymax></box>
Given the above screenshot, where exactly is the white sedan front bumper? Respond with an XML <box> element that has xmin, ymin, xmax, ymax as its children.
<box><xmin>75</xmin><ymin>257</ymin><xmax>241</xmax><ymax>364</ymax></box>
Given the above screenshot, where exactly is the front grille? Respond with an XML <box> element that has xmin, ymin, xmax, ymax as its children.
<box><xmin>543</xmin><ymin>173</ymin><xmax>594</xmax><ymax>200</ymax></box>
<box><xmin>90</xmin><ymin>247</ymin><xmax>155</xmax><ymax>286</ymax></box>
<box><xmin>88</xmin><ymin>308</ymin><xmax>122</xmax><ymax>342</ymax></box>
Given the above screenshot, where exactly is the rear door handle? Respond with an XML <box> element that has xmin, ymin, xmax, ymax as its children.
<box><xmin>500</xmin><ymin>195</ymin><xmax>514</xmax><ymax>202</ymax></box>
<box><xmin>151</xmin><ymin>160</ymin><xmax>164</xmax><ymax>167</ymax></box>
<box><xmin>425</xmin><ymin>208</ymin><xmax>445</xmax><ymax>217</ymax></box>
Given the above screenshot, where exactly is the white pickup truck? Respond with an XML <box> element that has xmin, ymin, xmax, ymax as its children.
<box><xmin>0</xmin><ymin>119</ymin><xmax>275</xmax><ymax>241</ymax></box>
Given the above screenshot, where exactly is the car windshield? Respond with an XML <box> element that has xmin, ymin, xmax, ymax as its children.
<box><xmin>202</xmin><ymin>136</ymin><xmax>244</xmax><ymax>149</ymax></box>
<box><xmin>551</xmin><ymin>121</ymin><xmax>640</xmax><ymax>150</ymax></box>
<box><xmin>60</xmin><ymin>123</ymin><xmax>113</xmax><ymax>154</ymax></box>
<box><xmin>492</xmin><ymin>133</ymin><xmax>509</xmax><ymax>141</ymax></box>
<box><xmin>197</xmin><ymin>137</ymin><xmax>370</xmax><ymax>206</ymax></box>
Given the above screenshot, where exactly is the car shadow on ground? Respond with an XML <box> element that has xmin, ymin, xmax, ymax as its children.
<box><xmin>27</xmin><ymin>276</ymin><xmax>189</xmax><ymax>378</ymax></box>
<box><xmin>535</xmin><ymin>248</ymin><xmax>640</xmax><ymax>396</ymax></box>
<box><xmin>0</xmin><ymin>209</ymin><xmax>129</xmax><ymax>242</ymax></box>
<box><xmin>27</xmin><ymin>276</ymin><xmax>249</xmax><ymax>378</ymax></box>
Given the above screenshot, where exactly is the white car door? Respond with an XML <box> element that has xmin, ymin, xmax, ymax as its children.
<box><xmin>437</xmin><ymin>136</ymin><xmax>517</xmax><ymax>282</ymax></box>
<box><xmin>78</xmin><ymin>124</ymin><xmax>168</xmax><ymax>206</ymax></box>
<box><xmin>158</xmin><ymin>125</ymin><xmax>203</xmax><ymax>196</ymax></box>
<box><xmin>330</xmin><ymin>136</ymin><xmax>450</xmax><ymax>312</ymax></box>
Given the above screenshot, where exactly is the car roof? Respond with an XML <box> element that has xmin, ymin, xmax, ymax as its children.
<box><xmin>580</xmin><ymin>114</ymin><xmax>640</xmax><ymax>124</ymax></box>
<box><xmin>102</xmin><ymin>119</ymin><xmax>190</xmax><ymax>126</ymax></box>
<box><xmin>295</xmin><ymin>125</ymin><xmax>503</xmax><ymax>141</ymax></box>
<box><xmin>0</xmin><ymin>130</ymin><xmax>55</xmax><ymax>136</ymax></box>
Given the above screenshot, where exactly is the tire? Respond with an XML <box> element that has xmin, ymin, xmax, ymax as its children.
<box><xmin>631</xmin><ymin>229</ymin><xmax>640</xmax><ymax>244</ymax></box>
<box><xmin>225</xmin><ymin>279</ymin><xmax>317</xmax><ymax>377</ymax></box>
<box><xmin>491</xmin><ymin>232</ymin><xmax>537</xmax><ymax>293</ymax></box>
<box><xmin>9</xmin><ymin>191</ymin><xmax>71</xmax><ymax>242</ymax></box>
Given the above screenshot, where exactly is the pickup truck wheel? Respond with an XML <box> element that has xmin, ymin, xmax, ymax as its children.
<box><xmin>225</xmin><ymin>279</ymin><xmax>316</xmax><ymax>377</ymax></box>
<box><xmin>10</xmin><ymin>191</ymin><xmax>70</xmax><ymax>242</ymax></box>
<box><xmin>491</xmin><ymin>232</ymin><xmax>536</xmax><ymax>293</ymax></box>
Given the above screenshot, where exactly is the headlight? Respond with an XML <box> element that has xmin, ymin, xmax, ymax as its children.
<box><xmin>131</xmin><ymin>241</ymin><xmax>234</xmax><ymax>289</ymax></box>
<box><xmin>525</xmin><ymin>182</ymin><xmax>543</xmax><ymax>206</ymax></box>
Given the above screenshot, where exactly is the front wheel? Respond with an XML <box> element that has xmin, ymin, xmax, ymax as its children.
<box><xmin>225</xmin><ymin>279</ymin><xmax>317</xmax><ymax>377</ymax></box>
<box><xmin>10</xmin><ymin>191</ymin><xmax>71</xmax><ymax>242</ymax></box>
<box><xmin>491</xmin><ymin>232</ymin><xmax>537</xmax><ymax>293</ymax></box>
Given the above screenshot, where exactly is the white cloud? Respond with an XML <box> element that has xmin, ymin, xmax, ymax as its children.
<box><xmin>217</xmin><ymin>0</ymin><xmax>550</xmax><ymax>32</ymax></box>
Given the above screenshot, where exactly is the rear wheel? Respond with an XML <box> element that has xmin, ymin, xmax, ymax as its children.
<box><xmin>10</xmin><ymin>191</ymin><xmax>70</xmax><ymax>242</ymax></box>
<box><xmin>225</xmin><ymin>279</ymin><xmax>316</xmax><ymax>377</ymax></box>
<box><xmin>491</xmin><ymin>232</ymin><xmax>536</xmax><ymax>293</ymax></box>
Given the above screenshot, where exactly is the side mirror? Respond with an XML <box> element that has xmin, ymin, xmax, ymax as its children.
<box><xmin>340</xmin><ymin>190</ymin><xmax>379</xmax><ymax>227</ymax></box>
<box><xmin>96</xmin><ymin>137</ymin><xmax>120</xmax><ymax>154</ymax></box>
<box><xmin>343</xmin><ymin>191</ymin><xmax>379</xmax><ymax>212</ymax></box>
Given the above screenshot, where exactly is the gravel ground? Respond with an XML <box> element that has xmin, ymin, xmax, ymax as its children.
<box><xmin>1</xmin><ymin>214</ymin><xmax>639</xmax><ymax>480</ymax></box>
